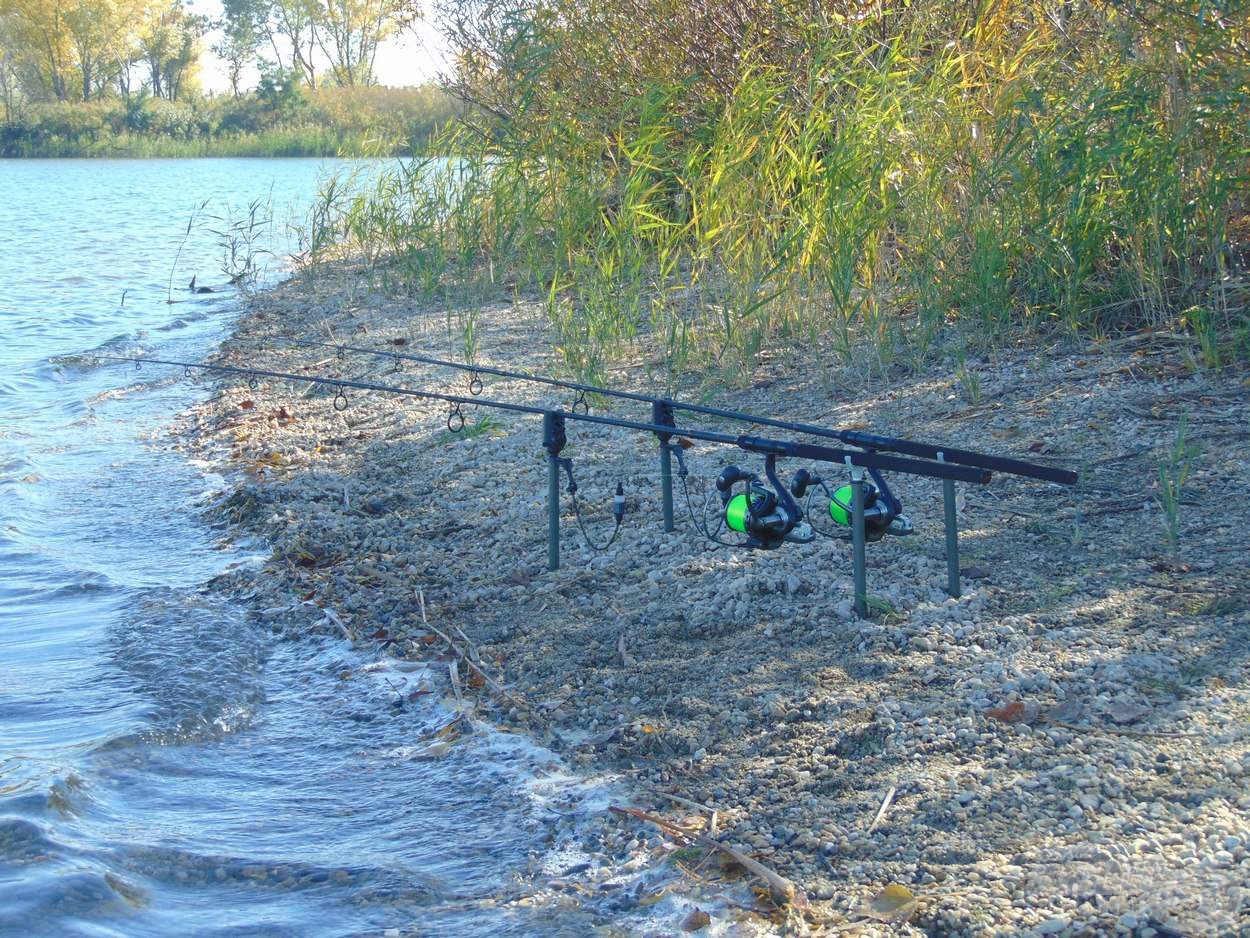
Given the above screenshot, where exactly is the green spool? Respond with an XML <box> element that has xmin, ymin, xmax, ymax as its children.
<box><xmin>725</xmin><ymin>492</ymin><xmax>750</xmax><ymax>532</ymax></box>
<box><xmin>829</xmin><ymin>484</ymin><xmax>854</xmax><ymax>526</ymax></box>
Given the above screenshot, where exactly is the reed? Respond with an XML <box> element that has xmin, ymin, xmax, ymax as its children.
<box><xmin>307</xmin><ymin>2</ymin><xmax>1249</xmax><ymax>381</ymax></box>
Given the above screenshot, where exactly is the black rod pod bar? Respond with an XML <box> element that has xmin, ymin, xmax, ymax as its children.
<box><xmin>277</xmin><ymin>336</ymin><xmax>1077</xmax><ymax>486</ymax></box>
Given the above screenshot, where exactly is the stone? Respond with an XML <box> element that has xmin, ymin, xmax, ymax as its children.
<box><xmin>1037</xmin><ymin>916</ymin><xmax>1070</xmax><ymax>934</ymax></box>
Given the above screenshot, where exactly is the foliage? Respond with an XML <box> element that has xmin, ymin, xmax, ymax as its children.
<box><xmin>218</xmin><ymin>0</ymin><xmax>419</xmax><ymax>89</ymax></box>
<box><xmin>0</xmin><ymin>0</ymin><xmax>421</xmax><ymax>108</ymax></box>
<box><xmin>0</xmin><ymin>83</ymin><xmax>458</xmax><ymax>156</ymax></box>
<box><xmin>0</xmin><ymin>0</ymin><xmax>201</xmax><ymax>103</ymax></box>
<box><xmin>323</xmin><ymin>0</ymin><xmax>1249</xmax><ymax>384</ymax></box>
<box><xmin>1158</xmin><ymin>415</ymin><xmax>1200</xmax><ymax>555</ymax></box>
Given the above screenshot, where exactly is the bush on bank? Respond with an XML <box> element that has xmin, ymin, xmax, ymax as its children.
<box><xmin>0</xmin><ymin>84</ymin><xmax>460</xmax><ymax>158</ymax></box>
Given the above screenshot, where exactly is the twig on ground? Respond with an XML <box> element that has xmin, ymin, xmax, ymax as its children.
<box><xmin>448</xmin><ymin>659</ymin><xmax>464</xmax><ymax>707</ymax></box>
<box><xmin>321</xmin><ymin>606</ymin><xmax>355</xmax><ymax>642</ymax></box>
<box><xmin>647</xmin><ymin>787</ymin><xmax>719</xmax><ymax>836</ymax></box>
<box><xmin>866</xmin><ymin>786</ymin><xmax>896</xmax><ymax>834</ymax></box>
<box><xmin>415</xmin><ymin>588</ymin><xmax>531</xmax><ymax>715</ymax></box>
<box><xmin>1044</xmin><ymin>718</ymin><xmax>1206</xmax><ymax>740</ymax></box>
<box><xmin>610</xmin><ymin>805</ymin><xmax>800</xmax><ymax>907</ymax></box>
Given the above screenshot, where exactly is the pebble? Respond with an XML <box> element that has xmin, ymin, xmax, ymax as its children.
<box><xmin>1037</xmin><ymin>916</ymin><xmax>1070</xmax><ymax>934</ymax></box>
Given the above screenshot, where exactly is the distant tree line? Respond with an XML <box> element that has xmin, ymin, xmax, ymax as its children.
<box><xmin>0</xmin><ymin>0</ymin><xmax>420</xmax><ymax>113</ymax></box>
<box><xmin>0</xmin><ymin>0</ymin><xmax>458</xmax><ymax>155</ymax></box>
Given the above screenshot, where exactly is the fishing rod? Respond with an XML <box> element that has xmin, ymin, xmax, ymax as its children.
<box><xmin>99</xmin><ymin>353</ymin><xmax>986</xmax><ymax>482</ymax></box>
<box><xmin>97</xmin><ymin>352</ymin><xmax>1060</xmax><ymax>617</ymax></box>
<box><xmin>276</xmin><ymin>336</ymin><xmax>1078</xmax><ymax>487</ymax></box>
<box><xmin>274</xmin><ymin>335</ymin><xmax>1078</xmax><ymax>605</ymax></box>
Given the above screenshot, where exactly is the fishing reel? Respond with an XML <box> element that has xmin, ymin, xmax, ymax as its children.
<box><xmin>715</xmin><ymin>455</ymin><xmax>811</xmax><ymax>550</ymax></box>
<box><xmin>713</xmin><ymin>458</ymin><xmax>914</xmax><ymax>549</ymax></box>
<box><xmin>791</xmin><ymin>468</ymin><xmax>913</xmax><ymax>542</ymax></box>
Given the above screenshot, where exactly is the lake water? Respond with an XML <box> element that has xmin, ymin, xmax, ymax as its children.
<box><xmin>0</xmin><ymin>159</ymin><xmax>620</xmax><ymax>937</ymax></box>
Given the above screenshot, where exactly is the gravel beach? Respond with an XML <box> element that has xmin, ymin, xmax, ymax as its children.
<box><xmin>178</xmin><ymin>261</ymin><xmax>1250</xmax><ymax>936</ymax></box>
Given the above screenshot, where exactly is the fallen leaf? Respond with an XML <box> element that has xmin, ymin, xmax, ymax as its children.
<box><xmin>681</xmin><ymin>908</ymin><xmax>711</xmax><ymax>931</ymax></box>
<box><xmin>640</xmin><ymin>723</ymin><xmax>660</xmax><ymax>734</ymax></box>
<box><xmin>638</xmin><ymin>888</ymin><xmax>668</xmax><ymax>907</ymax></box>
<box><xmin>985</xmin><ymin>701</ymin><xmax>1039</xmax><ymax>724</ymax></box>
<box><xmin>866</xmin><ymin>884</ymin><xmax>918</xmax><ymax>923</ymax></box>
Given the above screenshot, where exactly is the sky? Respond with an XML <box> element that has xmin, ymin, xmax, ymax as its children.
<box><xmin>190</xmin><ymin>0</ymin><xmax>453</xmax><ymax>94</ymax></box>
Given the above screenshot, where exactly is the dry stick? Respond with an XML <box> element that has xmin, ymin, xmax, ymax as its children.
<box><xmin>452</xmin><ymin>623</ymin><xmax>481</xmax><ymax>664</ymax></box>
<box><xmin>610</xmin><ymin>806</ymin><xmax>799</xmax><ymax>907</ymax></box>
<box><xmin>1043</xmin><ymin>718</ymin><xmax>1206</xmax><ymax>740</ymax></box>
<box><xmin>321</xmin><ymin>606</ymin><xmax>355</xmax><ymax>643</ymax></box>
<box><xmin>647</xmin><ymin>788</ymin><xmax>719</xmax><ymax>838</ymax></box>
<box><xmin>448</xmin><ymin>659</ymin><xmax>464</xmax><ymax>708</ymax></box>
<box><xmin>415</xmin><ymin>588</ymin><xmax>530</xmax><ymax>714</ymax></box>
<box><xmin>964</xmin><ymin>499</ymin><xmax>1043</xmax><ymax>520</ymax></box>
<box><xmin>866</xmin><ymin>786</ymin><xmax>896</xmax><ymax>834</ymax></box>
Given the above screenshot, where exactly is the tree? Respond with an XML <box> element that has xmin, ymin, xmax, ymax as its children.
<box><xmin>222</xmin><ymin>0</ymin><xmax>320</xmax><ymax>89</ymax></box>
<box><xmin>0</xmin><ymin>0</ymin><xmax>75</xmax><ymax>100</ymax></box>
<box><xmin>313</xmin><ymin>0</ymin><xmax>417</xmax><ymax>87</ymax></box>
<box><xmin>212</xmin><ymin>5</ymin><xmax>258</xmax><ymax>97</ymax></box>
<box><xmin>255</xmin><ymin>60</ymin><xmax>302</xmax><ymax>117</ymax></box>
<box><xmin>64</xmin><ymin>0</ymin><xmax>143</xmax><ymax>101</ymax></box>
<box><xmin>138</xmin><ymin>0</ymin><xmax>204</xmax><ymax>100</ymax></box>
<box><xmin>0</xmin><ymin>21</ymin><xmax>21</xmax><ymax>116</ymax></box>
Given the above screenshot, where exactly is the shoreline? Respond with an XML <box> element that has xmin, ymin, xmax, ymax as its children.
<box><xmin>182</xmin><ymin>259</ymin><xmax>1250</xmax><ymax>935</ymax></box>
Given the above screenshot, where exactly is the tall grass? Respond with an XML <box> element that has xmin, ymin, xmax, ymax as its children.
<box><xmin>307</xmin><ymin>2</ymin><xmax>1250</xmax><ymax>383</ymax></box>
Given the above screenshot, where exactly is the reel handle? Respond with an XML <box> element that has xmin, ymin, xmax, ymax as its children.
<box><xmin>715</xmin><ymin>464</ymin><xmax>756</xmax><ymax>496</ymax></box>
<box><xmin>790</xmin><ymin>468</ymin><xmax>822</xmax><ymax>498</ymax></box>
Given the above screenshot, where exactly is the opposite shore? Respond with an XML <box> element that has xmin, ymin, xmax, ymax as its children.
<box><xmin>179</xmin><ymin>260</ymin><xmax>1250</xmax><ymax>936</ymax></box>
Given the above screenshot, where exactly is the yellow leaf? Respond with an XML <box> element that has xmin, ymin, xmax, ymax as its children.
<box><xmin>866</xmin><ymin>883</ymin><xmax>918</xmax><ymax>922</ymax></box>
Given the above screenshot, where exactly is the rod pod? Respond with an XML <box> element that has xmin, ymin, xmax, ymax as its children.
<box><xmin>850</xmin><ymin>467</ymin><xmax>868</xmax><ymax>618</ymax></box>
<box><xmin>939</xmin><ymin>452</ymin><xmax>961</xmax><ymax>598</ymax></box>
<box><xmin>652</xmin><ymin>400</ymin><xmax>677</xmax><ymax>533</ymax></box>
<box><xmin>543</xmin><ymin>412</ymin><xmax>566</xmax><ymax>571</ymax></box>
